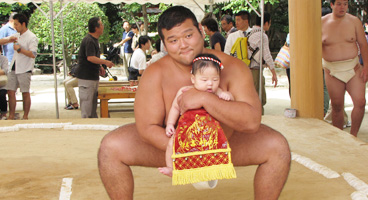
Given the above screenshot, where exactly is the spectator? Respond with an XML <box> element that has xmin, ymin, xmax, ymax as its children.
<box><xmin>0</xmin><ymin>45</ymin><xmax>8</xmax><ymax>120</ymax></box>
<box><xmin>128</xmin><ymin>35</ymin><xmax>150</xmax><ymax>86</ymax></box>
<box><xmin>76</xmin><ymin>17</ymin><xmax>114</xmax><ymax>118</ymax></box>
<box><xmin>0</xmin><ymin>12</ymin><xmax>17</xmax><ymax>65</ymax></box>
<box><xmin>224</xmin><ymin>10</ymin><xmax>252</xmax><ymax>55</ymax></box>
<box><xmin>201</xmin><ymin>18</ymin><xmax>226</xmax><ymax>52</ymax></box>
<box><xmin>220</xmin><ymin>15</ymin><xmax>237</xmax><ymax>38</ymax></box>
<box><xmin>247</xmin><ymin>12</ymin><xmax>277</xmax><ymax>114</ymax></box>
<box><xmin>114</xmin><ymin>21</ymin><xmax>134</xmax><ymax>79</ymax></box>
<box><xmin>6</xmin><ymin>14</ymin><xmax>38</xmax><ymax>120</ymax></box>
<box><xmin>63</xmin><ymin>62</ymin><xmax>79</xmax><ymax>110</ymax></box>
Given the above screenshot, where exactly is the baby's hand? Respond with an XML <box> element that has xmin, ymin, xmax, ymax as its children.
<box><xmin>219</xmin><ymin>91</ymin><xmax>233</xmax><ymax>101</ymax></box>
<box><xmin>165</xmin><ymin>124</ymin><xmax>175</xmax><ymax>137</ymax></box>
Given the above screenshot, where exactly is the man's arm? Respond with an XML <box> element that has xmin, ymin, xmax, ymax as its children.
<box><xmin>134</xmin><ymin>63</ymin><xmax>169</xmax><ymax>151</ymax></box>
<box><xmin>355</xmin><ymin>18</ymin><xmax>368</xmax><ymax>82</ymax></box>
<box><xmin>0</xmin><ymin>36</ymin><xmax>17</xmax><ymax>45</ymax></box>
<box><xmin>178</xmin><ymin>51</ymin><xmax>262</xmax><ymax>133</ymax></box>
<box><xmin>87</xmin><ymin>56</ymin><xmax>114</xmax><ymax>68</ymax></box>
<box><xmin>114</xmin><ymin>36</ymin><xmax>132</xmax><ymax>47</ymax></box>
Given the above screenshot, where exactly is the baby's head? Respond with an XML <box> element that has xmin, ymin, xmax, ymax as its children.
<box><xmin>191</xmin><ymin>54</ymin><xmax>224</xmax><ymax>93</ymax></box>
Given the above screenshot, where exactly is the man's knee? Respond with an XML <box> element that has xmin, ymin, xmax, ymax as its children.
<box><xmin>98</xmin><ymin>124</ymin><xmax>136</xmax><ymax>162</ymax></box>
<box><xmin>262</xmin><ymin>125</ymin><xmax>291</xmax><ymax>163</ymax></box>
<box><xmin>354</xmin><ymin>97</ymin><xmax>366</xmax><ymax>109</ymax></box>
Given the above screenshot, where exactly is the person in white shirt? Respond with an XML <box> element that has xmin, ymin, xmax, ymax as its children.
<box><xmin>128</xmin><ymin>35</ymin><xmax>151</xmax><ymax>86</ymax></box>
<box><xmin>224</xmin><ymin>11</ymin><xmax>252</xmax><ymax>55</ymax></box>
<box><xmin>5</xmin><ymin>14</ymin><xmax>38</xmax><ymax>120</ymax></box>
<box><xmin>247</xmin><ymin>12</ymin><xmax>277</xmax><ymax>114</ymax></box>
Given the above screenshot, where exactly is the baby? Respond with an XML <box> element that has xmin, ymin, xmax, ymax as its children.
<box><xmin>159</xmin><ymin>53</ymin><xmax>233</xmax><ymax>177</ymax></box>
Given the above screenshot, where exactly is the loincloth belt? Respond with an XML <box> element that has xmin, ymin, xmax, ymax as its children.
<box><xmin>171</xmin><ymin>108</ymin><xmax>236</xmax><ymax>186</ymax></box>
<box><xmin>322</xmin><ymin>56</ymin><xmax>359</xmax><ymax>83</ymax></box>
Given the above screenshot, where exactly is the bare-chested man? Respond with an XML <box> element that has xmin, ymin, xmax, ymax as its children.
<box><xmin>322</xmin><ymin>0</ymin><xmax>368</xmax><ymax>136</ymax></box>
<box><xmin>98</xmin><ymin>6</ymin><xmax>291</xmax><ymax>200</ymax></box>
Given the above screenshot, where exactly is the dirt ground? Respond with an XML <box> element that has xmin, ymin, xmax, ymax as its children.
<box><xmin>0</xmin><ymin>117</ymin><xmax>367</xmax><ymax>199</ymax></box>
<box><xmin>1</xmin><ymin>71</ymin><xmax>368</xmax><ymax>199</ymax></box>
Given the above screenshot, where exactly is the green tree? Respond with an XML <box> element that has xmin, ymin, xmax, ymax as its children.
<box><xmin>28</xmin><ymin>2</ymin><xmax>110</xmax><ymax>67</ymax></box>
<box><xmin>0</xmin><ymin>2</ymin><xmax>33</xmax><ymax>24</ymax></box>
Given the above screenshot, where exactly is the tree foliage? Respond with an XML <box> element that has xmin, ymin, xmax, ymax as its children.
<box><xmin>28</xmin><ymin>2</ymin><xmax>110</xmax><ymax>66</ymax></box>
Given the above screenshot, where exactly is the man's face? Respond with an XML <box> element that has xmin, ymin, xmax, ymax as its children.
<box><xmin>235</xmin><ymin>15</ymin><xmax>249</xmax><ymax>31</ymax></box>
<box><xmin>203</xmin><ymin>25</ymin><xmax>210</xmax><ymax>35</ymax></box>
<box><xmin>96</xmin><ymin>20</ymin><xmax>104</xmax><ymax>36</ymax></box>
<box><xmin>123</xmin><ymin>22</ymin><xmax>130</xmax><ymax>31</ymax></box>
<box><xmin>191</xmin><ymin>66</ymin><xmax>220</xmax><ymax>94</ymax></box>
<box><xmin>162</xmin><ymin>18</ymin><xmax>204</xmax><ymax>66</ymax></box>
<box><xmin>221</xmin><ymin>20</ymin><xmax>230</xmax><ymax>32</ymax></box>
<box><xmin>13</xmin><ymin>19</ymin><xmax>25</xmax><ymax>33</ymax></box>
<box><xmin>331</xmin><ymin>0</ymin><xmax>349</xmax><ymax>17</ymax></box>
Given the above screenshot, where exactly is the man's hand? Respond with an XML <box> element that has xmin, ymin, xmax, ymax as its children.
<box><xmin>99</xmin><ymin>66</ymin><xmax>106</xmax><ymax>77</ymax></box>
<box><xmin>13</xmin><ymin>43</ymin><xmax>20</xmax><ymax>52</ymax></box>
<box><xmin>271</xmin><ymin>68</ymin><xmax>278</xmax><ymax>87</ymax></box>
<box><xmin>177</xmin><ymin>88</ymin><xmax>205</xmax><ymax>115</ymax></box>
<box><xmin>9</xmin><ymin>36</ymin><xmax>17</xmax><ymax>43</ymax></box>
<box><xmin>113</xmin><ymin>43</ymin><xmax>120</xmax><ymax>48</ymax></box>
<box><xmin>105</xmin><ymin>60</ymin><xmax>114</xmax><ymax>68</ymax></box>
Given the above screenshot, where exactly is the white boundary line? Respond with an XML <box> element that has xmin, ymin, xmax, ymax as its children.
<box><xmin>59</xmin><ymin>178</ymin><xmax>73</xmax><ymax>200</ymax></box>
<box><xmin>291</xmin><ymin>152</ymin><xmax>340</xmax><ymax>179</ymax></box>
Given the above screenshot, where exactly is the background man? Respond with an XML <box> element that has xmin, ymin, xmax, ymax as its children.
<box><xmin>201</xmin><ymin>17</ymin><xmax>226</xmax><ymax>52</ymax></box>
<box><xmin>220</xmin><ymin>14</ymin><xmax>237</xmax><ymax>38</ymax></box>
<box><xmin>322</xmin><ymin>0</ymin><xmax>368</xmax><ymax>136</ymax></box>
<box><xmin>0</xmin><ymin>12</ymin><xmax>17</xmax><ymax>65</ymax></box>
<box><xmin>247</xmin><ymin>12</ymin><xmax>278</xmax><ymax>114</ymax></box>
<box><xmin>224</xmin><ymin>11</ymin><xmax>251</xmax><ymax>55</ymax></box>
<box><xmin>76</xmin><ymin>17</ymin><xmax>114</xmax><ymax>118</ymax></box>
<box><xmin>98</xmin><ymin>6</ymin><xmax>290</xmax><ymax>200</ymax></box>
<box><xmin>114</xmin><ymin>21</ymin><xmax>134</xmax><ymax>79</ymax></box>
<box><xmin>6</xmin><ymin>14</ymin><xmax>38</xmax><ymax>120</ymax></box>
<box><xmin>128</xmin><ymin>35</ymin><xmax>150</xmax><ymax>86</ymax></box>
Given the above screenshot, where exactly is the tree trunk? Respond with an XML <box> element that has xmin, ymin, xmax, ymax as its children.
<box><xmin>142</xmin><ymin>4</ymin><xmax>148</xmax><ymax>36</ymax></box>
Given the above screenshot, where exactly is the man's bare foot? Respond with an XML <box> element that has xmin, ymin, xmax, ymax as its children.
<box><xmin>158</xmin><ymin>167</ymin><xmax>173</xmax><ymax>177</ymax></box>
<box><xmin>22</xmin><ymin>116</ymin><xmax>28</xmax><ymax>120</ymax></box>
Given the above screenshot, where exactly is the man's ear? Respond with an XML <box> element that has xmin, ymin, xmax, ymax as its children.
<box><xmin>198</xmin><ymin>24</ymin><xmax>206</xmax><ymax>39</ymax></box>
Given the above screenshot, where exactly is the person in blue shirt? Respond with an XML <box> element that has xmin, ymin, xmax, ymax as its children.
<box><xmin>0</xmin><ymin>12</ymin><xmax>18</xmax><ymax>65</ymax></box>
<box><xmin>114</xmin><ymin>21</ymin><xmax>134</xmax><ymax>79</ymax></box>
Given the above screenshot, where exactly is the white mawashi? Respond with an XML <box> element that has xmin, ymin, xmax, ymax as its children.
<box><xmin>291</xmin><ymin>152</ymin><xmax>340</xmax><ymax>179</ymax></box>
<box><xmin>59</xmin><ymin>178</ymin><xmax>73</xmax><ymax>200</ymax></box>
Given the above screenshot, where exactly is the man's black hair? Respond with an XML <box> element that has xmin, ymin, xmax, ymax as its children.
<box><xmin>13</xmin><ymin>14</ymin><xmax>28</xmax><ymax>27</ymax></box>
<box><xmin>131</xmin><ymin>24</ymin><xmax>138</xmax><ymax>29</ymax></box>
<box><xmin>88</xmin><ymin>17</ymin><xmax>101</xmax><ymax>33</ymax></box>
<box><xmin>201</xmin><ymin>18</ymin><xmax>219</xmax><ymax>32</ymax></box>
<box><xmin>157</xmin><ymin>6</ymin><xmax>200</xmax><ymax>42</ymax></box>
<box><xmin>235</xmin><ymin>10</ymin><xmax>250</xmax><ymax>21</ymax></box>
<box><xmin>138</xmin><ymin>35</ymin><xmax>150</xmax><ymax>48</ymax></box>
<box><xmin>255</xmin><ymin>12</ymin><xmax>271</xmax><ymax>26</ymax></box>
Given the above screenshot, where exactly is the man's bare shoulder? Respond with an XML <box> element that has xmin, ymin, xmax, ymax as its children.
<box><xmin>321</xmin><ymin>13</ymin><xmax>332</xmax><ymax>23</ymax></box>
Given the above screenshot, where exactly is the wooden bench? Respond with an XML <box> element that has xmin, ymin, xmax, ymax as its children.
<box><xmin>98</xmin><ymin>81</ymin><xmax>136</xmax><ymax>118</ymax></box>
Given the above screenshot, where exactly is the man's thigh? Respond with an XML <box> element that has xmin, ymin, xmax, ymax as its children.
<box><xmin>6</xmin><ymin>71</ymin><xmax>18</xmax><ymax>91</ymax></box>
<box><xmin>229</xmin><ymin>124</ymin><xmax>289</xmax><ymax>166</ymax></box>
<box><xmin>324</xmin><ymin>69</ymin><xmax>346</xmax><ymax>105</ymax></box>
<box><xmin>18</xmin><ymin>72</ymin><xmax>31</xmax><ymax>93</ymax></box>
<box><xmin>346</xmin><ymin>68</ymin><xmax>366</xmax><ymax>102</ymax></box>
<box><xmin>101</xmin><ymin>123</ymin><xmax>166</xmax><ymax>167</ymax></box>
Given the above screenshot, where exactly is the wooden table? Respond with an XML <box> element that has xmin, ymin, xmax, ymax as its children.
<box><xmin>98</xmin><ymin>81</ymin><xmax>136</xmax><ymax>118</ymax></box>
